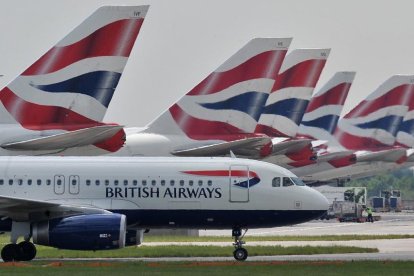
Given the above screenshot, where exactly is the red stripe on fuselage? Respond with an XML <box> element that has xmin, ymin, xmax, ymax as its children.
<box><xmin>22</xmin><ymin>19</ymin><xmax>144</xmax><ymax>76</ymax></box>
<box><xmin>182</xmin><ymin>170</ymin><xmax>259</xmax><ymax>178</ymax></box>
<box><xmin>187</xmin><ymin>50</ymin><xmax>287</xmax><ymax>96</ymax></box>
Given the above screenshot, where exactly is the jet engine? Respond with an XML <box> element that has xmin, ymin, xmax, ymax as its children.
<box><xmin>32</xmin><ymin>213</ymin><xmax>126</xmax><ymax>250</ymax></box>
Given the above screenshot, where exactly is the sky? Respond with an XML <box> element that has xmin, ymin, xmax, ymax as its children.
<box><xmin>1</xmin><ymin>0</ymin><xmax>414</xmax><ymax>127</ymax></box>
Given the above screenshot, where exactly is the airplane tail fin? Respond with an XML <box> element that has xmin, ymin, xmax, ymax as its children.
<box><xmin>0</xmin><ymin>6</ymin><xmax>149</xmax><ymax>128</ymax></box>
<box><xmin>145</xmin><ymin>38</ymin><xmax>292</xmax><ymax>140</ymax></box>
<box><xmin>297</xmin><ymin>71</ymin><xmax>355</xmax><ymax>140</ymax></box>
<box><xmin>255</xmin><ymin>48</ymin><xmax>330</xmax><ymax>138</ymax></box>
<box><xmin>334</xmin><ymin>75</ymin><xmax>414</xmax><ymax>151</ymax></box>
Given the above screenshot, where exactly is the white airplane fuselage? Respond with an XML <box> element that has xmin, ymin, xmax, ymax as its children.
<box><xmin>0</xmin><ymin>156</ymin><xmax>328</xmax><ymax>230</ymax></box>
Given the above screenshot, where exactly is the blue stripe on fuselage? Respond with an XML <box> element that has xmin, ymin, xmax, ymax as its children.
<box><xmin>199</xmin><ymin>91</ymin><xmax>268</xmax><ymax>121</ymax></box>
<box><xmin>234</xmin><ymin>177</ymin><xmax>260</xmax><ymax>188</ymax></box>
<box><xmin>30</xmin><ymin>71</ymin><xmax>121</xmax><ymax>107</ymax></box>
<box><xmin>399</xmin><ymin>119</ymin><xmax>414</xmax><ymax>135</ymax></box>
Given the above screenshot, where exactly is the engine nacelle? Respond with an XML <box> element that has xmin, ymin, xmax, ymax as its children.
<box><xmin>32</xmin><ymin>213</ymin><xmax>126</xmax><ymax>250</ymax></box>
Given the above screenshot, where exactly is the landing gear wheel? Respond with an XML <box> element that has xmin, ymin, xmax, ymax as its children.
<box><xmin>1</xmin><ymin>243</ymin><xmax>20</xmax><ymax>262</ymax></box>
<box><xmin>18</xmin><ymin>241</ymin><xmax>37</xmax><ymax>261</ymax></box>
<box><xmin>232</xmin><ymin>227</ymin><xmax>249</xmax><ymax>261</ymax></box>
<box><xmin>233</xmin><ymin>248</ymin><xmax>248</xmax><ymax>261</ymax></box>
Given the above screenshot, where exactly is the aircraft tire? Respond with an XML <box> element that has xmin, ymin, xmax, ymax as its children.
<box><xmin>18</xmin><ymin>241</ymin><xmax>37</xmax><ymax>261</ymax></box>
<box><xmin>233</xmin><ymin>248</ymin><xmax>248</xmax><ymax>261</ymax></box>
<box><xmin>1</xmin><ymin>243</ymin><xmax>20</xmax><ymax>262</ymax></box>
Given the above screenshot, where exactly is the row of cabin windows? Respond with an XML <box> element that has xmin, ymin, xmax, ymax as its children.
<box><xmin>0</xmin><ymin>179</ymin><xmax>52</xmax><ymax>186</ymax></box>
<box><xmin>85</xmin><ymin>179</ymin><xmax>214</xmax><ymax>187</ymax></box>
<box><xmin>272</xmin><ymin>177</ymin><xmax>305</xmax><ymax>187</ymax></box>
<box><xmin>0</xmin><ymin>179</ymin><xmax>214</xmax><ymax>187</ymax></box>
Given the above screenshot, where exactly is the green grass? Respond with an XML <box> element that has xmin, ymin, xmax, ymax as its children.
<box><xmin>32</xmin><ymin>245</ymin><xmax>377</xmax><ymax>259</ymax></box>
<box><xmin>144</xmin><ymin>234</ymin><xmax>414</xmax><ymax>242</ymax></box>
<box><xmin>1</xmin><ymin>261</ymin><xmax>414</xmax><ymax>276</ymax></box>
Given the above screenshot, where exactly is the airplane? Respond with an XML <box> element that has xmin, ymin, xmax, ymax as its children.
<box><xmin>0</xmin><ymin>5</ymin><xmax>149</xmax><ymax>155</ymax></box>
<box><xmin>85</xmin><ymin>37</ymin><xmax>292</xmax><ymax>158</ymax></box>
<box><xmin>0</xmin><ymin>156</ymin><xmax>329</xmax><ymax>262</ymax></box>
<box><xmin>297</xmin><ymin>75</ymin><xmax>414</xmax><ymax>184</ymax></box>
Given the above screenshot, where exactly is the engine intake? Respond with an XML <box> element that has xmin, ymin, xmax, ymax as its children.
<box><xmin>32</xmin><ymin>213</ymin><xmax>126</xmax><ymax>250</ymax></box>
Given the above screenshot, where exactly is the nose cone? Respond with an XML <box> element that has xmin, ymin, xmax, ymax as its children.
<box><xmin>299</xmin><ymin>186</ymin><xmax>329</xmax><ymax>221</ymax></box>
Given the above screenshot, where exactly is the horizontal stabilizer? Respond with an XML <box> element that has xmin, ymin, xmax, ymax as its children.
<box><xmin>1</xmin><ymin>125</ymin><xmax>124</xmax><ymax>150</ymax></box>
<box><xmin>172</xmin><ymin>137</ymin><xmax>272</xmax><ymax>158</ymax></box>
<box><xmin>356</xmin><ymin>148</ymin><xmax>407</xmax><ymax>162</ymax></box>
<box><xmin>271</xmin><ymin>138</ymin><xmax>313</xmax><ymax>155</ymax></box>
<box><xmin>317</xmin><ymin>150</ymin><xmax>354</xmax><ymax>162</ymax></box>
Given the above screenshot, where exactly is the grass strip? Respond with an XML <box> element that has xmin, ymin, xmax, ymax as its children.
<box><xmin>1</xmin><ymin>260</ymin><xmax>414</xmax><ymax>276</ymax></box>
<box><xmin>143</xmin><ymin>234</ymin><xmax>414</xmax><ymax>242</ymax></box>
<box><xmin>33</xmin><ymin>245</ymin><xmax>378</xmax><ymax>258</ymax></box>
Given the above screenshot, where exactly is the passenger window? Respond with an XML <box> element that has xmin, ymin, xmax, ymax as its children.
<box><xmin>198</xmin><ymin>180</ymin><xmax>203</xmax><ymax>186</ymax></box>
<box><xmin>114</xmin><ymin>180</ymin><xmax>119</xmax><ymax>186</ymax></box>
<box><xmin>283</xmin><ymin>177</ymin><xmax>294</xmax><ymax>187</ymax></box>
<box><xmin>17</xmin><ymin>179</ymin><xmax>23</xmax><ymax>185</ymax></box>
<box><xmin>46</xmin><ymin>179</ymin><xmax>51</xmax><ymax>186</ymax></box>
<box><xmin>27</xmin><ymin>179</ymin><xmax>32</xmax><ymax>186</ymax></box>
<box><xmin>86</xmin><ymin>179</ymin><xmax>91</xmax><ymax>186</ymax></box>
<box><xmin>272</xmin><ymin>177</ymin><xmax>281</xmax><ymax>187</ymax></box>
<box><xmin>37</xmin><ymin>179</ymin><xmax>41</xmax><ymax>185</ymax></box>
<box><xmin>95</xmin><ymin>180</ymin><xmax>100</xmax><ymax>186</ymax></box>
<box><xmin>0</xmin><ymin>179</ymin><xmax>3</xmax><ymax>185</ymax></box>
<box><xmin>180</xmin><ymin>180</ymin><xmax>184</xmax><ymax>186</ymax></box>
<box><xmin>105</xmin><ymin>180</ymin><xmax>110</xmax><ymax>186</ymax></box>
<box><xmin>189</xmin><ymin>180</ymin><xmax>194</xmax><ymax>186</ymax></box>
<box><xmin>170</xmin><ymin>180</ymin><xmax>175</xmax><ymax>186</ymax></box>
<box><xmin>208</xmin><ymin>180</ymin><xmax>212</xmax><ymax>186</ymax></box>
<box><xmin>124</xmin><ymin>180</ymin><xmax>128</xmax><ymax>186</ymax></box>
<box><xmin>57</xmin><ymin>179</ymin><xmax>62</xmax><ymax>186</ymax></box>
<box><xmin>9</xmin><ymin>179</ymin><xmax>13</xmax><ymax>185</ymax></box>
<box><xmin>151</xmin><ymin>180</ymin><xmax>156</xmax><ymax>186</ymax></box>
<box><xmin>142</xmin><ymin>180</ymin><xmax>147</xmax><ymax>186</ymax></box>
<box><xmin>161</xmin><ymin>180</ymin><xmax>166</xmax><ymax>186</ymax></box>
<box><xmin>133</xmin><ymin>180</ymin><xmax>138</xmax><ymax>186</ymax></box>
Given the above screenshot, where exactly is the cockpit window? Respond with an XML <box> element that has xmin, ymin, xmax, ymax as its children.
<box><xmin>282</xmin><ymin>177</ymin><xmax>294</xmax><ymax>187</ymax></box>
<box><xmin>272</xmin><ymin>177</ymin><xmax>281</xmax><ymax>187</ymax></box>
<box><xmin>291</xmin><ymin>177</ymin><xmax>305</xmax><ymax>186</ymax></box>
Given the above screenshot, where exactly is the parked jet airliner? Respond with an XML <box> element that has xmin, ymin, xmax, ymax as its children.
<box><xmin>0</xmin><ymin>156</ymin><xmax>328</xmax><ymax>262</ymax></box>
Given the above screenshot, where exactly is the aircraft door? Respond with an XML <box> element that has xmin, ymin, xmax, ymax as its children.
<box><xmin>69</xmin><ymin>175</ymin><xmax>80</xmax><ymax>194</ymax></box>
<box><xmin>229</xmin><ymin>165</ymin><xmax>249</xmax><ymax>202</ymax></box>
<box><xmin>54</xmin><ymin>175</ymin><xmax>65</xmax><ymax>195</ymax></box>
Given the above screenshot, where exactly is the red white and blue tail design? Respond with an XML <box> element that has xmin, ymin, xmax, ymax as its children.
<box><xmin>396</xmin><ymin>95</ymin><xmax>414</xmax><ymax>148</ymax></box>
<box><xmin>145</xmin><ymin>38</ymin><xmax>292</xmax><ymax>141</ymax></box>
<box><xmin>297</xmin><ymin>72</ymin><xmax>355</xmax><ymax>141</ymax></box>
<box><xmin>0</xmin><ymin>6</ymin><xmax>148</xmax><ymax>128</ymax></box>
<box><xmin>334</xmin><ymin>75</ymin><xmax>414</xmax><ymax>151</ymax></box>
<box><xmin>255</xmin><ymin>49</ymin><xmax>330</xmax><ymax>138</ymax></box>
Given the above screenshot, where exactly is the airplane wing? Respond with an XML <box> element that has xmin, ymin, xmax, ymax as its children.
<box><xmin>356</xmin><ymin>148</ymin><xmax>407</xmax><ymax>162</ymax></box>
<box><xmin>172</xmin><ymin>137</ymin><xmax>272</xmax><ymax>158</ymax></box>
<box><xmin>0</xmin><ymin>195</ymin><xmax>110</xmax><ymax>221</ymax></box>
<box><xmin>1</xmin><ymin>125</ymin><xmax>124</xmax><ymax>151</ymax></box>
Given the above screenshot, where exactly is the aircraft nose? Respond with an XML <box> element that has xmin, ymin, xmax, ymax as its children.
<box><xmin>304</xmin><ymin>186</ymin><xmax>329</xmax><ymax>211</ymax></box>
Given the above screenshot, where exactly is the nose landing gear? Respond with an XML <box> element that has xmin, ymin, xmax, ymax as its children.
<box><xmin>232</xmin><ymin>227</ymin><xmax>248</xmax><ymax>261</ymax></box>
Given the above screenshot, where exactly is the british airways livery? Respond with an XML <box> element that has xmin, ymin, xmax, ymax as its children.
<box><xmin>0</xmin><ymin>156</ymin><xmax>328</xmax><ymax>262</ymax></box>
<box><xmin>0</xmin><ymin>6</ymin><xmax>148</xmax><ymax>155</ymax></box>
<box><xmin>111</xmin><ymin>38</ymin><xmax>292</xmax><ymax>158</ymax></box>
